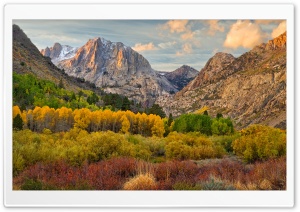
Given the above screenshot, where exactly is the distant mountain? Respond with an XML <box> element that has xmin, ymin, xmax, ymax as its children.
<box><xmin>158</xmin><ymin>65</ymin><xmax>198</xmax><ymax>91</ymax></box>
<box><xmin>57</xmin><ymin>37</ymin><xmax>177</xmax><ymax>106</ymax></box>
<box><xmin>156</xmin><ymin>32</ymin><xmax>287</xmax><ymax>129</ymax></box>
<box><xmin>13</xmin><ymin>24</ymin><xmax>99</xmax><ymax>93</ymax></box>
<box><xmin>41</xmin><ymin>43</ymin><xmax>78</xmax><ymax>65</ymax></box>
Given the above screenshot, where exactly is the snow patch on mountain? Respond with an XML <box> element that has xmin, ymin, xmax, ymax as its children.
<box><xmin>41</xmin><ymin>43</ymin><xmax>78</xmax><ymax>65</ymax></box>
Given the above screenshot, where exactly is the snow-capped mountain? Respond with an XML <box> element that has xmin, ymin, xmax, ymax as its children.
<box><xmin>56</xmin><ymin>37</ymin><xmax>177</xmax><ymax>106</ymax></box>
<box><xmin>41</xmin><ymin>43</ymin><xmax>78</xmax><ymax>65</ymax></box>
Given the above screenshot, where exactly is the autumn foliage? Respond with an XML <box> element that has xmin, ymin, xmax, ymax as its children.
<box><xmin>12</xmin><ymin>105</ymin><xmax>286</xmax><ymax>191</ymax></box>
<box><xmin>14</xmin><ymin>156</ymin><xmax>286</xmax><ymax>190</ymax></box>
<box><xmin>13</xmin><ymin>105</ymin><xmax>165</xmax><ymax>137</ymax></box>
<box><xmin>232</xmin><ymin>125</ymin><xmax>286</xmax><ymax>163</ymax></box>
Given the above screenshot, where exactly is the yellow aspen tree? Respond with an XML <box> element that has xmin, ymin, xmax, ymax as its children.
<box><xmin>125</xmin><ymin>110</ymin><xmax>135</xmax><ymax>134</ymax></box>
<box><xmin>101</xmin><ymin>109</ymin><xmax>109</xmax><ymax>131</ymax></box>
<box><xmin>120</xmin><ymin>115</ymin><xmax>130</xmax><ymax>134</ymax></box>
<box><xmin>13</xmin><ymin>105</ymin><xmax>21</xmax><ymax>118</ymax></box>
<box><xmin>21</xmin><ymin>110</ymin><xmax>28</xmax><ymax>129</ymax></box>
<box><xmin>33</xmin><ymin>106</ymin><xmax>43</xmax><ymax>132</ymax></box>
<box><xmin>55</xmin><ymin>107</ymin><xmax>73</xmax><ymax>132</ymax></box>
<box><xmin>151</xmin><ymin>115</ymin><xmax>165</xmax><ymax>137</ymax></box>
<box><xmin>90</xmin><ymin>110</ymin><xmax>101</xmax><ymax>132</ymax></box>
<box><xmin>73</xmin><ymin>108</ymin><xmax>91</xmax><ymax>130</ymax></box>
<box><xmin>40</xmin><ymin>106</ymin><xmax>55</xmax><ymax>132</ymax></box>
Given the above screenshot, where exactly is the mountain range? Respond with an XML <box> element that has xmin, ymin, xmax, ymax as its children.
<box><xmin>156</xmin><ymin>32</ymin><xmax>286</xmax><ymax>129</ymax></box>
<box><xmin>42</xmin><ymin>38</ymin><xmax>182</xmax><ymax>107</ymax></box>
<box><xmin>14</xmin><ymin>24</ymin><xmax>286</xmax><ymax>129</ymax></box>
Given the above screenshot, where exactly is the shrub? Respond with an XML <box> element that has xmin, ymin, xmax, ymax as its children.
<box><xmin>211</xmin><ymin>118</ymin><xmax>234</xmax><ymax>135</ymax></box>
<box><xmin>172</xmin><ymin>182</ymin><xmax>202</xmax><ymax>190</ymax></box>
<box><xmin>232</xmin><ymin>125</ymin><xmax>286</xmax><ymax>163</ymax></box>
<box><xmin>172</xmin><ymin>114</ymin><xmax>212</xmax><ymax>135</ymax></box>
<box><xmin>21</xmin><ymin>179</ymin><xmax>43</xmax><ymax>190</ymax></box>
<box><xmin>165</xmin><ymin>132</ymin><xmax>225</xmax><ymax>160</ymax></box>
<box><xmin>123</xmin><ymin>173</ymin><xmax>157</xmax><ymax>190</ymax></box>
<box><xmin>200</xmin><ymin>176</ymin><xmax>235</xmax><ymax>190</ymax></box>
<box><xmin>210</xmin><ymin>134</ymin><xmax>241</xmax><ymax>153</ymax></box>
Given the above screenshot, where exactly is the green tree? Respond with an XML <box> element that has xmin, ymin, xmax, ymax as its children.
<box><xmin>211</xmin><ymin>118</ymin><xmax>234</xmax><ymax>135</ymax></box>
<box><xmin>147</xmin><ymin>104</ymin><xmax>166</xmax><ymax>118</ymax></box>
<box><xmin>58</xmin><ymin>78</ymin><xmax>65</xmax><ymax>89</ymax></box>
<box><xmin>167</xmin><ymin>113</ymin><xmax>173</xmax><ymax>127</ymax></box>
<box><xmin>13</xmin><ymin>114</ymin><xmax>23</xmax><ymax>130</ymax></box>
<box><xmin>78</xmin><ymin>90</ymin><xmax>84</xmax><ymax>102</ymax></box>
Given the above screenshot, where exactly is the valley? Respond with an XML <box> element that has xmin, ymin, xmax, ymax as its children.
<box><xmin>12</xmin><ymin>22</ymin><xmax>287</xmax><ymax>191</ymax></box>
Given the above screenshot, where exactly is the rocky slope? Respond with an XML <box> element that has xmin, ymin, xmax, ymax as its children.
<box><xmin>13</xmin><ymin>24</ymin><xmax>100</xmax><ymax>93</ymax></box>
<box><xmin>58</xmin><ymin>37</ymin><xmax>177</xmax><ymax>106</ymax></box>
<box><xmin>41</xmin><ymin>43</ymin><xmax>78</xmax><ymax>65</ymax></box>
<box><xmin>156</xmin><ymin>32</ymin><xmax>287</xmax><ymax>129</ymax></box>
<box><xmin>158</xmin><ymin>65</ymin><xmax>198</xmax><ymax>91</ymax></box>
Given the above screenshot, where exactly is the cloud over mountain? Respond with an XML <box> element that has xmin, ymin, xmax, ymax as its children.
<box><xmin>223</xmin><ymin>20</ymin><xmax>264</xmax><ymax>49</ymax></box>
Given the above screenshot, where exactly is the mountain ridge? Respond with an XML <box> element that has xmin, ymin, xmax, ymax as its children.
<box><xmin>156</xmin><ymin>32</ymin><xmax>287</xmax><ymax>129</ymax></box>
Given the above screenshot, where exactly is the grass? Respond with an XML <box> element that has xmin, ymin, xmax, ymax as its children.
<box><xmin>123</xmin><ymin>173</ymin><xmax>157</xmax><ymax>190</ymax></box>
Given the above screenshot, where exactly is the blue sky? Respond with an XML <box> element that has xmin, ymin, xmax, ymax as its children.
<box><xmin>13</xmin><ymin>20</ymin><xmax>286</xmax><ymax>72</ymax></box>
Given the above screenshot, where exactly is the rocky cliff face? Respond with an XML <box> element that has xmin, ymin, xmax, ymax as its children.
<box><xmin>156</xmin><ymin>32</ymin><xmax>287</xmax><ymax>129</ymax></box>
<box><xmin>41</xmin><ymin>43</ymin><xmax>78</xmax><ymax>65</ymax></box>
<box><xmin>58</xmin><ymin>37</ymin><xmax>177</xmax><ymax>106</ymax></box>
<box><xmin>159</xmin><ymin>65</ymin><xmax>198</xmax><ymax>91</ymax></box>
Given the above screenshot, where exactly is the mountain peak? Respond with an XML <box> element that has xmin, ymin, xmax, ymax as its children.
<box><xmin>178</xmin><ymin>52</ymin><xmax>235</xmax><ymax>93</ymax></box>
<box><xmin>41</xmin><ymin>43</ymin><xmax>78</xmax><ymax>65</ymax></box>
<box><xmin>266</xmin><ymin>31</ymin><xmax>286</xmax><ymax>50</ymax></box>
<box><xmin>57</xmin><ymin>36</ymin><xmax>177</xmax><ymax>105</ymax></box>
<box><xmin>162</xmin><ymin>65</ymin><xmax>198</xmax><ymax>91</ymax></box>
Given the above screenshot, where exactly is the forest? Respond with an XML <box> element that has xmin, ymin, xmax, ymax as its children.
<box><xmin>13</xmin><ymin>101</ymin><xmax>286</xmax><ymax>190</ymax></box>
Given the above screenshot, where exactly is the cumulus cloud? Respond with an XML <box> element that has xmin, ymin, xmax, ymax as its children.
<box><xmin>183</xmin><ymin>43</ymin><xmax>192</xmax><ymax>53</ymax></box>
<box><xmin>176</xmin><ymin>43</ymin><xmax>193</xmax><ymax>56</ymax></box>
<box><xmin>223</xmin><ymin>20</ymin><xmax>264</xmax><ymax>49</ymax></box>
<box><xmin>132</xmin><ymin>42</ymin><xmax>156</xmax><ymax>52</ymax></box>
<box><xmin>158</xmin><ymin>41</ymin><xmax>177</xmax><ymax>49</ymax></box>
<box><xmin>181</xmin><ymin>30</ymin><xmax>196</xmax><ymax>40</ymax></box>
<box><xmin>206</xmin><ymin>20</ymin><xmax>224</xmax><ymax>35</ymax></box>
<box><xmin>271</xmin><ymin>21</ymin><xmax>286</xmax><ymax>38</ymax></box>
<box><xmin>255</xmin><ymin>20</ymin><xmax>282</xmax><ymax>25</ymax></box>
<box><xmin>163</xmin><ymin>20</ymin><xmax>189</xmax><ymax>33</ymax></box>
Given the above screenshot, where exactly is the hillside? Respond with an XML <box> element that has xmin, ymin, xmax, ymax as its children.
<box><xmin>13</xmin><ymin>24</ymin><xmax>98</xmax><ymax>93</ymax></box>
<box><xmin>156</xmin><ymin>32</ymin><xmax>287</xmax><ymax>129</ymax></box>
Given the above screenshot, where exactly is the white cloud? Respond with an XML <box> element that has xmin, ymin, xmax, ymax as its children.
<box><xmin>181</xmin><ymin>30</ymin><xmax>196</xmax><ymax>40</ymax></box>
<box><xmin>223</xmin><ymin>20</ymin><xmax>264</xmax><ymax>49</ymax></box>
<box><xmin>176</xmin><ymin>43</ymin><xmax>193</xmax><ymax>56</ymax></box>
<box><xmin>206</xmin><ymin>20</ymin><xmax>224</xmax><ymax>36</ymax></box>
<box><xmin>163</xmin><ymin>20</ymin><xmax>189</xmax><ymax>33</ymax></box>
<box><xmin>271</xmin><ymin>21</ymin><xmax>286</xmax><ymax>38</ymax></box>
<box><xmin>255</xmin><ymin>20</ymin><xmax>283</xmax><ymax>25</ymax></box>
<box><xmin>158</xmin><ymin>41</ymin><xmax>177</xmax><ymax>49</ymax></box>
<box><xmin>132</xmin><ymin>42</ymin><xmax>156</xmax><ymax>52</ymax></box>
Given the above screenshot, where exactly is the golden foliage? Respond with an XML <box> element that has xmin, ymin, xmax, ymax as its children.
<box><xmin>123</xmin><ymin>173</ymin><xmax>157</xmax><ymax>190</ymax></box>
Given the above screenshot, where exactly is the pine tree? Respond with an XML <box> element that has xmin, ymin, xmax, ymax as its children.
<box><xmin>13</xmin><ymin>114</ymin><xmax>23</xmax><ymax>130</ymax></box>
<box><xmin>167</xmin><ymin>113</ymin><xmax>173</xmax><ymax>126</ymax></box>
<box><xmin>58</xmin><ymin>78</ymin><xmax>65</xmax><ymax>89</ymax></box>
